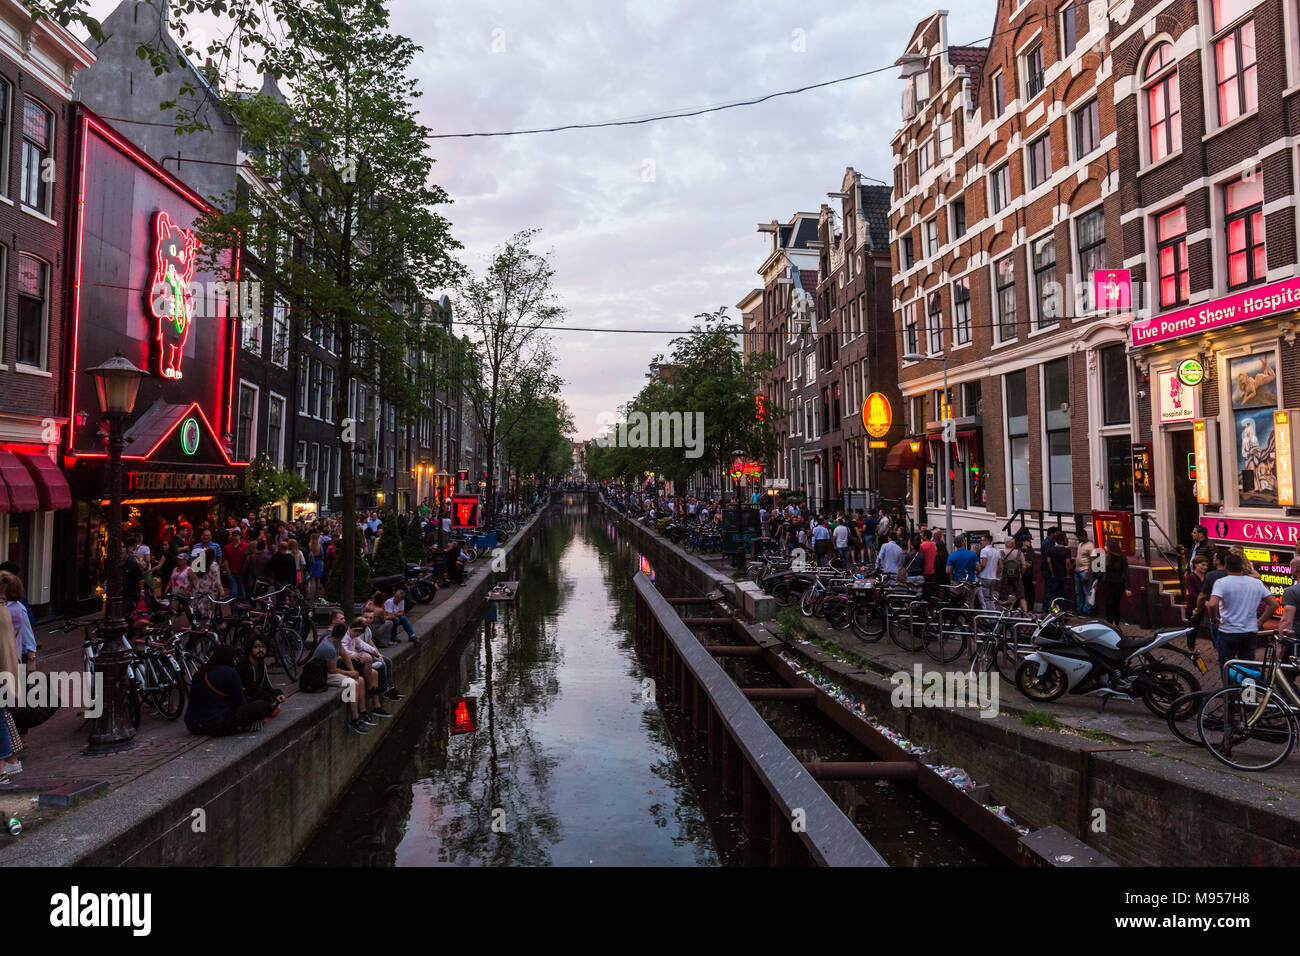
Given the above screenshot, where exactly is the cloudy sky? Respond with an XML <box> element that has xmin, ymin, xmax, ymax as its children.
<box><xmin>91</xmin><ymin>0</ymin><xmax>993</xmax><ymax>439</ymax></box>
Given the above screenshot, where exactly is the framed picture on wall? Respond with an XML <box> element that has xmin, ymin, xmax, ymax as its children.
<box><xmin>1229</xmin><ymin>352</ymin><xmax>1278</xmax><ymax>410</ymax></box>
<box><xmin>1235</xmin><ymin>407</ymin><xmax>1278</xmax><ymax>507</ymax></box>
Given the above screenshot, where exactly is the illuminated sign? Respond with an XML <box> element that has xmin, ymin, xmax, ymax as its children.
<box><xmin>1157</xmin><ymin>369</ymin><xmax>1196</xmax><ymax>423</ymax></box>
<box><xmin>755</xmin><ymin>394</ymin><xmax>766</xmax><ymax>422</ymax></box>
<box><xmin>863</xmin><ymin>392</ymin><xmax>892</xmax><ymax>439</ymax></box>
<box><xmin>1205</xmin><ymin>515</ymin><xmax>1300</xmax><ymax>547</ymax></box>
<box><xmin>1277</xmin><ymin>410</ymin><xmax>1296</xmax><ymax>507</ymax></box>
<box><xmin>450</xmin><ymin>696</ymin><xmax>478</xmax><ymax>735</ymax></box>
<box><xmin>450</xmin><ymin>494</ymin><xmax>480</xmax><ymax>529</ymax></box>
<box><xmin>1094</xmin><ymin>270</ymin><xmax>1131</xmax><ymax>311</ymax></box>
<box><xmin>868</xmin><ymin>440</ymin><xmax>888</xmax><ymax>449</ymax></box>
<box><xmin>127</xmin><ymin>472</ymin><xmax>241</xmax><ymax>492</ymax></box>
<box><xmin>728</xmin><ymin>461</ymin><xmax>764</xmax><ymax>481</ymax></box>
<box><xmin>1092</xmin><ymin>510</ymin><xmax>1136</xmax><ymax>556</ymax></box>
<box><xmin>1187</xmin><ymin>452</ymin><xmax>1196</xmax><ymax>482</ymax></box>
<box><xmin>1131</xmin><ymin>274</ymin><xmax>1300</xmax><ymax>347</ymax></box>
<box><xmin>1131</xmin><ymin>442</ymin><xmax>1153</xmax><ymax>495</ymax></box>
<box><xmin>180</xmin><ymin>417</ymin><xmax>200</xmax><ymax>455</ymax></box>
<box><xmin>1177</xmin><ymin>358</ymin><xmax>1204</xmax><ymax>388</ymax></box>
<box><xmin>1193</xmin><ymin>419</ymin><xmax>1214</xmax><ymax>503</ymax></box>
<box><xmin>457</xmin><ymin>469</ymin><xmax>468</xmax><ymax>481</ymax></box>
<box><xmin>148</xmin><ymin>210</ymin><xmax>200</xmax><ymax>380</ymax></box>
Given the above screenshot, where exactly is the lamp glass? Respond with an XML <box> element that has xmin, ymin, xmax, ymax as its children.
<box><xmin>88</xmin><ymin>356</ymin><xmax>146</xmax><ymax>415</ymax></box>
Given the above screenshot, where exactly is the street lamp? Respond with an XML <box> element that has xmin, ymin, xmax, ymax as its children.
<box><xmin>85</xmin><ymin>354</ymin><xmax>147</xmax><ymax>753</ymax></box>
<box><xmin>902</xmin><ymin>350</ymin><xmax>952</xmax><ymax>550</ymax></box>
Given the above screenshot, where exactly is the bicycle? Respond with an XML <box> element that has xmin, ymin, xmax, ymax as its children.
<box><xmin>1192</xmin><ymin>634</ymin><xmax>1300</xmax><ymax>771</ymax></box>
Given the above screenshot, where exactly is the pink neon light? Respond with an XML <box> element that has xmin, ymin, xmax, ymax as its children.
<box><xmin>1203</xmin><ymin>514</ymin><xmax>1300</xmax><ymax>548</ymax></box>
<box><xmin>1132</xmin><ymin>275</ymin><xmax>1300</xmax><ymax>347</ymax></box>
<box><xmin>148</xmin><ymin>210</ymin><xmax>200</xmax><ymax>380</ymax></box>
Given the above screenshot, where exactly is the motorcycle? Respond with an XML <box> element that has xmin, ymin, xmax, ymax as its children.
<box><xmin>1015</xmin><ymin>600</ymin><xmax>1205</xmax><ymax>717</ymax></box>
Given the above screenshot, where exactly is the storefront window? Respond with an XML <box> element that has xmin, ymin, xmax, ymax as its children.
<box><xmin>1105</xmin><ymin>435</ymin><xmax>1134</xmax><ymax>510</ymax></box>
<box><xmin>1229</xmin><ymin>350</ymin><xmax>1279</xmax><ymax>507</ymax></box>
<box><xmin>1044</xmin><ymin>357</ymin><xmax>1072</xmax><ymax>512</ymax></box>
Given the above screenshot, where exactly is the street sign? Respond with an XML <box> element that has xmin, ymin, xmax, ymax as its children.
<box><xmin>450</xmin><ymin>494</ymin><xmax>480</xmax><ymax>529</ymax></box>
<box><xmin>457</xmin><ymin>468</ymin><xmax>468</xmax><ymax>481</ymax></box>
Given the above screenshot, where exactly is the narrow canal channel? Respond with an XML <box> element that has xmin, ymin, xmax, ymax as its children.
<box><xmin>296</xmin><ymin>499</ymin><xmax>1004</xmax><ymax>866</ymax></box>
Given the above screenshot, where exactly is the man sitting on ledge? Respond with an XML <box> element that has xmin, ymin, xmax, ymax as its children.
<box><xmin>185</xmin><ymin>645</ymin><xmax>276</xmax><ymax>736</ymax></box>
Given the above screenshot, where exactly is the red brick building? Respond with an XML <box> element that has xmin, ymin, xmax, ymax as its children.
<box><xmin>890</xmin><ymin>4</ymin><xmax>1129</xmax><ymax>543</ymax></box>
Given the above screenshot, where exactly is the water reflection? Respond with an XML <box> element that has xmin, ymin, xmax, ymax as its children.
<box><xmin>297</xmin><ymin>502</ymin><xmax>717</xmax><ymax>867</ymax></box>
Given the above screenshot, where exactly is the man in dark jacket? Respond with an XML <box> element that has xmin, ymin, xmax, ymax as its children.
<box><xmin>185</xmin><ymin>645</ymin><xmax>275</xmax><ymax>736</ymax></box>
<box><xmin>237</xmin><ymin>636</ymin><xmax>284</xmax><ymax>712</ymax></box>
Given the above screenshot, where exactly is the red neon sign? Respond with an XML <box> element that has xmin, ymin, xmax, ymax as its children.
<box><xmin>149</xmin><ymin>210</ymin><xmax>200</xmax><ymax>380</ymax></box>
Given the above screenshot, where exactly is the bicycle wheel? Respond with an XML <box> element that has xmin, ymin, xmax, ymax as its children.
<box><xmin>1138</xmin><ymin>664</ymin><xmax>1200</xmax><ymax>718</ymax></box>
<box><xmin>771</xmin><ymin>582</ymin><xmax>793</xmax><ymax>607</ymax></box>
<box><xmin>850</xmin><ymin>602</ymin><xmax>886</xmax><ymax>641</ymax></box>
<box><xmin>922</xmin><ymin>620</ymin><xmax>967</xmax><ymax>664</ymax></box>
<box><xmin>1198</xmin><ymin>686</ymin><xmax>1295</xmax><ymax>771</ymax></box>
<box><xmin>1167</xmin><ymin>689</ymin><xmax>1217</xmax><ymax>747</ymax></box>
<box><xmin>273</xmin><ymin>626</ymin><xmax>303</xmax><ymax>682</ymax></box>
<box><xmin>800</xmin><ymin>587</ymin><xmax>818</xmax><ymax>618</ymax></box>
<box><xmin>297</xmin><ymin>618</ymin><xmax>320</xmax><ymax>665</ymax></box>
<box><xmin>890</xmin><ymin>607</ymin><xmax>924</xmax><ymax>652</ymax></box>
<box><xmin>183</xmin><ymin>630</ymin><xmax>218</xmax><ymax>661</ymax></box>
<box><xmin>149</xmin><ymin>655</ymin><xmax>187</xmax><ymax>720</ymax></box>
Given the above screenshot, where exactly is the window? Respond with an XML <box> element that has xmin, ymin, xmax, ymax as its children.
<box><xmin>268</xmin><ymin>395</ymin><xmax>285</xmax><ymax>468</ymax></box>
<box><xmin>1225</xmin><ymin>169</ymin><xmax>1264</xmax><ymax>288</ymax></box>
<box><xmin>1212</xmin><ymin>0</ymin><xmax>1256</xmax><ymax>125</ymax></box>
<box><xmin>242</xmin><ymin>307</ymin><xmax>263</xmax><ymax>354</ymax></box>
<box><xmin>963</xmin><ymin>380</ymin><xmax>982</xmax><ymax>418</ymax></box>
<box><xmin>937</xmin><ymin>120</ymin><xmax>954</xmax><ymax>159</ymax></box>
<box><xmin>20</xmin><ymin>98</ymin><xmax>51</xmax><ymax>214</ymax></box>
<box><xmin>296</xmin><ymin>440</ymin><xmax>308</xmax><ymax>478</ymax></box>
<box><xmin>1032</xmin><ymin>233</ymin><xmax>1058</xmax><ymax>329</ymax></box>
<box><xmin>1076</xmin><ymin>208</ymin><xmax>1106</xmax><ymax>310</ymax></box>
<box><xmin>0</xmin><ymin>81</ymin><xmax>11</xmax><ymax>197</ymax></box>
<box><xmin>298</xmin><ymin>354</ymin><xmax>309</xmax><ymax>413</ymax></box>
<box><xmin>911</xmin><ymin>395</ymin><xmax>926</xmax><ymax>433</ymax></box>
<box><xmin>927</xmin><ymin>291</ymin><xmax>944</xmax><ymax>353</ymax></box>
<box><xmin>1006</xmin><ymin>370</ymin><xmax>1030</xmax><ymax>511</ymax></box>
<box><xmin>271</xmin><ymin>297</ymin><xmax>290</xmax><ymax>367</ymax></box>
<box><xmin>1060</xmin><ymin>2</ymin><xmax>1078</xmax><ymax>57</ymax></box>
<box><xmin>903</xmin><ymin>302</ymin><xmax>919</xmax><ymax>356</ymax></box>
<box><xmin>15</xmin><ymin>254</ymin><xmax>47</xmax><ymax>369</ymax></box>
<box><xmin>951</xmin><ymin>199</ymin><xmax>966</xmax><ymax>239</ymax></box>
<box><xmin>1143</xmin><ymin>42</ymin><xmax>1181</xmax><ymax>163</ymax></box>
<box><xmin>1155</xmin><ymin>205</ymin><xmax>1190</xmax><ymax>307</ymax></box>
<box><xmin>821</xmin><ymin>387</ymin><xmax>831</xmax><ymax>433</ymax></box>
<box><xmin>995</xmin><ymin>254</ymin><xmax>1017</xmax><ymax>342</ymax></box>
<box><xmin>1024</xmin><ymin>43</ymin><xmax>1045</xmax><ymax>98</ymax></box>
<box><xmin>322</xmin><ymin>364</ymin><xmax>336</xmax><ymax>423</ymax></box>
<box><xmin>1073</xmin><ymin>98</ymin><xmax>1100</xmax><ymax>159</ymax></box>
<box><xmin>806</xmin><ymin>352</ymin><xmax>816</xmax><ymax>383</ymax></box>
<box><xmin>993</xmin><ymin>71</ymin><xmax>1006</xmax><ymax>115</ymax></box>
<box><xmin>1043</xmin><ymin>358</ymin><xmax>1072</xmax><ymax>511</ymax></box>
<box><xmin>989</xmin><ymin>163</ymin><xmax>1011</xmax><ymax>213</ymax></box>
<box><xmin>805</xmin><ymin>400</ymin><xmax>816</xmax><ymax>439</ymax></box>
<box><xmin>310</xmin><ymin>357</ymin><xmax>322</xmax><ymax>418</ymax></box>
<box><xmin>918</xmin><ymin>138</ymin><xmax>933</xmax><ymax>172</ymax></box>
<box><xmin>901</xmin><ymin>236</ymin><xmax>915</xmax><ymax>269</ymax></box>
<box><xmin>924</xmin><ymin>217</ymin><xmax>939</xmax><ymax>258</ymax></box>
<box><xmin>237</xmin><ymin>384</ymin><xmax>257</xmax><ymax>461</ymax></box>
<box><xmin>952</xmin><ymin>277</ymin><xmax>971</xmax><ymax>345</ymax></box>
<box><xmin>1100</xmin><ymin>344</ymin><xmax>1130</xmax><ymax>426</ymax></box>
<box><xmin>914</xmin><ymin>69</ymin><xmax>931</xmax><ymax>104</ymax></box>
<box><xmin>1027</xmin><ymin>133</ymin><xmax>1052</xmax><ymax>188</ymax></box>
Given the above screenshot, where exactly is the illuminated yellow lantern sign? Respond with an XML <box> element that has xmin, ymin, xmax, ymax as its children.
<box><xmin>1193</xmin><ymin>420</ymin><xmax>1209</xmax><ymax>504</ymax></box>
<box><xmin>863</xmin><ymin>392</ymin><xmax>892</xmax><ymax>439</ymax></box>
<box><xmin>1277</xmin><ymin>410</ymin><xmax>1295</xmax><ymax>507</ymax></box>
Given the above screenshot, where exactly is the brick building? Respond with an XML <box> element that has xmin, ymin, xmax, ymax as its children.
<box><xmin>889</xmin><ymin>3</ymin><xmax>1131</xmax><ymax>542</ymax></box>
<box><xmin>0</xmin><ymin>2</ymin><xmax>94</xmax><ymax>610</ymax></box>
<box><xmin>1117</xmin><ymin>0</ymin><xmax>1300</xmax><ymax>570</ymax></box>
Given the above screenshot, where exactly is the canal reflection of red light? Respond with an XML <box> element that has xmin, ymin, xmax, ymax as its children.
<box><xmin>450</xmin><ymin>696</ymin><xmax>478</xmax><ymax>735</ymax></box>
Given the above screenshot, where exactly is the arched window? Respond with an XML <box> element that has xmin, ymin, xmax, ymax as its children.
<box><xmin>1143</xmin><ymin>42</ymin><xmax>1181</xmax><ymax>164</ymax></box>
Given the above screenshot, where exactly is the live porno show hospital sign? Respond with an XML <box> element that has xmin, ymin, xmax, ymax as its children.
<box><xmin>1130</xmin><ymin>275</ymin><xmax>1300</xmax><ymax>347</ymax></box>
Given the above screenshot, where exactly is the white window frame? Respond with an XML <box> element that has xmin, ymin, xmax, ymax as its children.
<box><xmin>236</xmin><ymin>380</ymin><xmax>260</xmax><ymax>462</ymax></box>
<box><xmin>989</xmin><ymin>162</ymin><xmax>1011</xmax><ymax>214</ymax></box>
<box><xmin>951</xmin><ymin>273</ymin><xmax>972</xmax><ymax>347</ymax></box>
<box><xmin>267</xmin><ymin>392</ymin><xmax>287</xmax><ymax>469</ymax></box>
<box><xmin>993</xmin><ymin>253</ymin><xmax>1019</xmax><ymax>345</ymax></box>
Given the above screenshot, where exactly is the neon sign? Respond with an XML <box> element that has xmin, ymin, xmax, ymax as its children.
<box><xmin>148</xmin><ymin>210</ymin><xmax>200</xmax><ymax>380</ymax></box>
<box><xmin>450</xmin><ymin>696</ymin><xmax>478</xmax><ymax>735</ymax></box>
<box><xmin>180</xmin><ymin>417</ymin><xmax>200</xmax><ymax>456</ymax></box>
<box><xmin>863</xmin><ymin>392</ymin><xmax>892</xmax><ymax>439</ymax></box>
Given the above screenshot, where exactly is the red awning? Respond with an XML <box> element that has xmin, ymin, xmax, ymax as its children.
<box><xmin>16</xmin><ymin>451</ymin><xmax>71</xmax><ymax>510</ymax></box>
<box><xmin>882</xmin><ymin>439</ymin><xmax>924</xmax><ymax>472</ymax></box>
<box><xmin>0</xmin><ymin>452</ymin><xmax>38</xmax><ymax>513</ymax></box>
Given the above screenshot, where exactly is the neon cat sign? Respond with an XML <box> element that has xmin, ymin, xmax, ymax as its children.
<box><xmin>148</xmin><ymin>211</ymin><xmax>200</xmax><ymax>380</ymax></box>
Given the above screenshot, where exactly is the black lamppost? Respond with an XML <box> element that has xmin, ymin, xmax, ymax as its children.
<box><xmin>85</xmin><ymin>354</ymin><xmax>147</xmax><ymax>754</ymax></box>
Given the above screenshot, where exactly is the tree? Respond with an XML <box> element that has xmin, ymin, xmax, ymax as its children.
<box><xmin>326</xmin><ymin>529</ymin><xmax>372</xmax><ymax>604</ymax></box>
<box><xmin>454</xmin><ymin>230</ymin><xmax>564</xmax><ymax>527</ymax></box>
<box><xmin>500</xmin><ymin>395</ymin><xmax>574</xmax><ymax>496</ymax></box>
<box><xmin>372</xmin><ymin>517</ymin><xmax>404</xmax><ymax>577</ymax></box>
<box><xmin>402</xmin><ymin>513</ymin><xmax>425</xmax><ymax>565</ymax></box>
<box><xmin>236</xmin><ymin>454</ymin><xmax>309</xmax><ymax>516</ymax></box>
<box><xmin>196</xmin><ymin>0</ymin><xmax>459</xmax><ymax>615</ymax></box>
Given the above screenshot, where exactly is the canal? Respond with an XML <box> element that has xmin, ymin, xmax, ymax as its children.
<box><xmin>296</xmin><ymin>499</ymin><xmax>1005</xmax><ymax>866</ymax></box>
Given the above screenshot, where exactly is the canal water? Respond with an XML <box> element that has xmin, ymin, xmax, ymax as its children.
<box><xmin>296</xmin><ymin>499</ymin><xmax>1005</xmax><ymax>866</ymax></box>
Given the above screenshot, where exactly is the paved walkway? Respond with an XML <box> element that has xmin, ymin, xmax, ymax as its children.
<box><xmin>692</xmin><ymin>551</ymin><xmax>1300</xmax><ymax>798</ymax></box>
<box><xmin>0</xmin><ymin>568</ymin><xmax>484</xmax><ymax>840</ymax></box>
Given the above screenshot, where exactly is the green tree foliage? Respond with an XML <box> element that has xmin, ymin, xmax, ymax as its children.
<box><xmin>500</xmin><ymin>395</ymin><xmax>574</xmax><ymax>492</ymax></box>
<box><xmin>236</xmin><ymin>454</ymin><xmax>309</xmax><ymax>516</ymax></box>
<box><xmin>195</xmin><ymin>0</ymin><xmax>460</xmax><ymax>615</ymax></box>
<box><xmin>371</xmin><ymin>517</ymin><xmax>405</xmax><ymax>577</ymax></box>
<box><xmin>402</xmin><ymin>515</ymin><xmax>425</xmax><ymax>565</ymax></box>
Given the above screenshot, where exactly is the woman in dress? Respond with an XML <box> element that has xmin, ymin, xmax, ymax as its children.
<box><xmin>190</xmin><ymin>545</ymin><xmax>226</xmax><ymax>623</ymax></box>
<box><xmin>306</xmin><ymin>532</ymin><xmax>325</xmax><ymax>602</ymax></box>
<box><xmin>288</xmin><ymin>538</ymin><xmax>307</xmax><ymax>597</ymax></box>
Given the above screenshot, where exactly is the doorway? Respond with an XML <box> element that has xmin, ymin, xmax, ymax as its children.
<box><xmin>1168</xmin><ymin>429</ymin><xmax>1200</xmax><ymax>548</ymax></box>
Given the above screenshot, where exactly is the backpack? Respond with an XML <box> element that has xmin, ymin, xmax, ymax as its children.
<box><xmin>299</xmin><ymin>659</ymin><xmax>328</xmax><ymax>693</ymax></box>
<box><xmin>1001</xmin><ymin>548</ymin><xmax>1024</xmax><ymax>580</ymax></box>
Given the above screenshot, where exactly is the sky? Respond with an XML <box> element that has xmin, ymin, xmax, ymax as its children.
<box><xmin>88</xmin><ymin>0</ymin><xmax>993</xmax><ymax>440</ymax></box>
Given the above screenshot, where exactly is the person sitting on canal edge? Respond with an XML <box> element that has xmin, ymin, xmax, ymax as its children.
<box><xmin>342</xmin><ymin>617</ymin><xmax>394</xmax><ymax>719</ymax></box>
<box><xmin>185</xmin><ymin>644</ymin><xmax>277</xmax><ymax>736</ymax></box>
<box><xmin>237</xmin><ymin>636</ymin><xmax>284</xmax><ymax>718</ymax></box>
<box><xmin>311</xmin><ymin>622</ymin><xmax>371</xmax><ymax>734</ymax></box>
<box><xmin>384</xmin><ymin>588</ymin><xmax>417</xmax><ymax>643</ymax></box>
